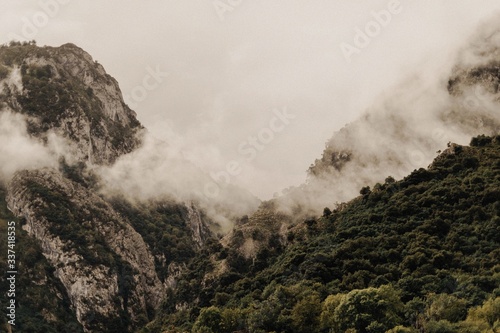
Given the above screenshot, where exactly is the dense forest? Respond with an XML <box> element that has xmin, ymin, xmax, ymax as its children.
<box><xmin>144</xmin><ymin>135</ymin><xmax>500</xmax><ymax>333</ymax></box>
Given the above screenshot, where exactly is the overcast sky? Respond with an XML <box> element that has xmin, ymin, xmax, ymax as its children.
<box><xmin>2</xmin><ymin>1</ymin><xmax>500</xmax><ymax>199</ymax></box>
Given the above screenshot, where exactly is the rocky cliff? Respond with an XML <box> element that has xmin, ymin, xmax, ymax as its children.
<box><xmin>6</xmin><ymin>169</ymin><xmax>164</xmax><ymax>331</ymax></box>
<box><xmin>0</xmin><ymin>42</ymin><xmax>214</xmax><ymax>333</ymax></box>
<box><xmin>0</xmin><ymin>42</ymin><xmax>142</xmax><ymax>165</ymax></box>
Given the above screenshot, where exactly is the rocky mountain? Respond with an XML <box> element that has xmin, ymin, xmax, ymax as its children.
<box><xmin>0</xmin><ymin>41</ymin><xmax>217</xmax><ymax>333</ymax></box>
<box><xmin>0</xmin><ymin>23</ymin><xmax>499</xmax><ymax>333</ymax></box>
<box><xmin>253</xmin><ymin>28</ymin><xmax>500</xmax><ymax>226</ymax></box>
<box><xmin>7</xmin><ymin>168</ymin><xmax>164</xmax><ymax>331</ymax></box>
<box><xmin>0</xmin><ymin>41</ymin><xmax>145</xmax><ymax>165</ymax></box>
<box><xmin>208</xmin><ymin>25</ymin><xmax>500</xmax><ymax>277</ymax></box>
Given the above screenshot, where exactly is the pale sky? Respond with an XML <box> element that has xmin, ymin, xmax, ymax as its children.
<box><xmin>2</xmin><ymin>1</ymin><xmax>500</xmax><ymax>199</ymax></box>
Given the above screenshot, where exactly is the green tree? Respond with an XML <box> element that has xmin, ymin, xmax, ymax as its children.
<box><xmin>426</xmin><ymin>293</ymin><xmax>467</xmax><ymax>323</ymax></box>
<box><xmin>320</xmin><ymin>293</ymin><xmax>345</xmax><ymax>330</ymax></box>
<box><xmin>385</xmin><ymin>325</ymin><xmax>417</xmax><ymax>333</ymax></box>
<box><xmin>330</xmin><ymin>286</ymin><xmax>404</xmax><ymax>333</ymax></box>
<box><xmin>461</xmin><ymin>297</ymin><xmax>500</xmax><ymax>333</ymax></box>
<box><xmin>192</xmin><ymin>306</ymin><xmax>223</xmax><ymax>333</ymax></box>
<box><xmin>291</xmin><ymin>294</ymin><xmax>322</xmax><ymax>333</ymax></box>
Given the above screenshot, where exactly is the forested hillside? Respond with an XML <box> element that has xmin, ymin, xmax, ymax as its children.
<box><xmin>148</xmin><ymin>135</ymin><xmax>500</xmax><ymax>333</ymax></box>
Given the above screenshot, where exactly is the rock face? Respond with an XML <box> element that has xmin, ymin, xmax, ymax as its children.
<box><xmin>0</xmin><ymin>42</ymin><xmax>142</xmax><ymax>165</ymax></box>
<box><xmin>185</xmin><ymin>202</ymin><xmax>214</xmax><ymax>249</ymax></box>
<box><xmin>7</xmin><ymin>169</ymin><xmax>164</xmax><ymax>332</ymax></box>
<box><xmin>0</xmin><ymin>42</ymin><xmax>215</xmax><ymax>332</ymax></box>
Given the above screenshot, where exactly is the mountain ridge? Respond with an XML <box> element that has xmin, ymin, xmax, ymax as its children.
<box><xmin>0</xmin><ymin>30</ymin><xmax>499</xmax><ymax>333</ymax></box>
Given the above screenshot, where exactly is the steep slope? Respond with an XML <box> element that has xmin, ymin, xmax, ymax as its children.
<box><xmin>153</xmin><ymin>135</ymin><xmax>500</xmax><ymax>333</ymax></box>
<box><xmin>0</xmin><ymin>42</ymin><xmax>216</xmax><ymax>333</ymax></box>
<box><xmin>184</xmin><ymin>29</ymin><xmax>500</xmax><ymax>304</ymax></box>
<box><xmin>0</xmin><ymin>185</ymin><xmax>84</xmax><ymax>333</ymax></box>
<box><xmin>189</xmin><ymin>24</ymin><xmax>500</xmax><ymax>299</ymax></box>
<box><xmin>6</xmin><ymin>169</ymin><xmax>164</xmax><ymax>332</ymax></box>
<box><xmin>141</xmin><ymin>26</ymin><xmax>500</xmax><ymax>332</ymax></box>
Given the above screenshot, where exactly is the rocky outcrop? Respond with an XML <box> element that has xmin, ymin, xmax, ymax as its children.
<box><xmin>0</xmin><ymin>43</ymin><xmax>142</xmax><ymax>165</ymax></box>
<box><xmin>6</xmin><ymin>169</ymin><xmax>164</xmax><ymax>332</ymax></box>
<box><xmin>185</xmin><ymin>202</ymin><xmax>213</xmax><ymax>248</ymax></box>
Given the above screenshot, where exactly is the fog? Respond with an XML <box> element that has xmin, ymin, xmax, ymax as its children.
<box><xmin>276</xmin><ymin>20</ymin><xmax>500</xmax><ymax>216</ymax></box>
<box><xmin>96</xmin><ymin>132</ymin><xmax>260</xmax><ymax>232</ymax></box>
<box><xmin>3</xmin><ymin>1</ymin><xmax>500</xmax><ymax>200</ymax></box>
<box><xmin>0</xmin><ymin>110</ymin><xmax>72</xmax><ymax>181</ymax></box>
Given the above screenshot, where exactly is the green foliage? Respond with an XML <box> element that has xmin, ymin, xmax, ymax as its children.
<box><xmin>152</xmin><ymin>136</ymin><xmax>500</xmax><ymax>332</ymax></box>
<box><xmin>461</xmin><ymin>297</ymin><xmax>500</xmax><ymax>333</ymax></box>
<box><xmin>0</xmin><ymin>43</ymin><xmax>141</xmax><ymax>155</ymax></box>
<box><xmin>290</xmin><ymin>294</ymin><xmax>322</xmax><ymax>332</ymax></box>
<box><xmin>426</xmin><ymin>293</ymin><xmax>467</xmax><ymax>323</ymax></box>
<box><xmin>470</xmin><ymin>135</ymin><xmax>493</xmax><ymax>147</ymax></box>
<box><xmin>109</xmin><ymin>197</ymin><xmax>199</xmax><ymax>281</ymax></box>
<box><xmin>58</xmin><ymin>157</ymin><xmax>98</xmax><ymax>188</ymax></box>
<box><xmin>386</xmin><ymin>326</ymin><xmax>417</xmax><ymax>333</ymax></box>
<box><xmin>192</xmin><ymin>306</ymin><xmax>223</xmax><ymax>333</ymax></box>
<box><xmin>327</xmin><ymin>285</ymin><xmax>404</xmax><ymax>333</ymax></box>
<box><xmin>424</xmin><ymin>320</ymin><xmax>456</xmax><ymax>333</ymax></box>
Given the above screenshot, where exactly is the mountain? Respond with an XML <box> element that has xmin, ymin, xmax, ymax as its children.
<box><xmin>275</xmin><ymin>26</ymin><xmax>500</xmax><ymax>219</ymax></box>
<box><xmin>0</xmin><ymin>41</ymin><xmax>141</xmax><ymax>165</ymax></box>
<box><xmin>0</xmin><ymin>41</ymin><xmax>218</xmax><ymax>333</ymax></box>
<box><xmin>0</xmin><ymin>24</ymin><xmax>499</xmax><ymax>333</ymax></box>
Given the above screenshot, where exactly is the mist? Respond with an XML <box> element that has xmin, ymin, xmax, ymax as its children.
<box><xmin>0</xmin><ymin>110</ymin><xmax>69</xmax><ymax>182</ymax></box>
<box><xmin>275</xmin><ymin>18</ymin><xmax>500</xmax><ymax>216</ymax></box>
<box><xmin>3</xmin><ymin>1</ymin><xmax>500</xmax><ymax>200</ymax></box>
<box><xmin>1</xmin><ymin>3</ymin><xmax>500</xmax><ymax>228</ymax></box>
<box><xmin>95</xmin><ymin>132</ymin><xmax>260</xmax><ymax>232</ymax></box>
<box><xmin>97</xmin><ymin>15</ymin><xmax>500</xmax><ymax>225</ymax></box>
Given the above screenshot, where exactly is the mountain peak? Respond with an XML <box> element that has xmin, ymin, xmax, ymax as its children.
<box><xmin>0</xmin><ymin>43</ymin><xmax>142</xmax><ymax>165</ymax></box>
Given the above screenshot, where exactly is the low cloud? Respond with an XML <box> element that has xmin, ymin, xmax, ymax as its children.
<box><xmin>0</xmin><ymin>110</ymin><xmax>68</xmax><ymax>181</ymax></box>
<box><xmin>275</xmin><ymin>19</ymin><xmax>500</xmax><ymax>217</ymax></box>
<box><xmin>96</xmin><ymin>132</ymin><xmax>260</xmax><ymax>232</ymax></box>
